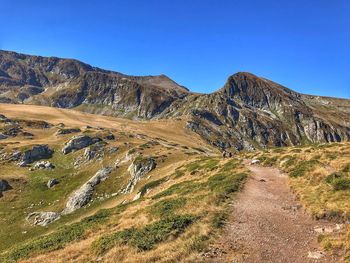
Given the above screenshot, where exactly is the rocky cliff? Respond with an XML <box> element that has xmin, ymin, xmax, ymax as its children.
<box><xmin>1</xmin><ymin>50</ymin><xmax>349</xmax><ymax>150</ymax></box>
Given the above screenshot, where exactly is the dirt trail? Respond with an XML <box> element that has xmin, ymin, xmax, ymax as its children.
<box><xmin>204</xmin><ymin>160</ymin><xmax>339</xmax><ymax>263</ymax></box>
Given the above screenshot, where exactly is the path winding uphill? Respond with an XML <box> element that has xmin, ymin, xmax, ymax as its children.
<box><xmin>204</xmin><ymin>160</ymin><xmax>340</xmax><ymax>263</ymax></box>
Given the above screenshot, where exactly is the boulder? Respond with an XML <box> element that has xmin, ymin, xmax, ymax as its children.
<box><xmin>122</xmin><ymin>156</ymin><xmax>156</xmax><ymax>193</ymax></box>
<box><xmin>251</xmin><ymin>159</ymin><xmax>260</xmax><ymax>165</ymax></box>
<box><xmin>105</xmin><ymin>133</ymin><xmax>115</xmax><ymax>140</ymax></box>
<box><xmin>62</xmin><ymin>167</ymin><xmax>113</xmax><ymax>214</ymax></box>
<box><xmin>20</xmin><ymin>145</ymin><xmax>53</xmax><ymax>164</ymax></box>
<box><xmin>0</xmin><ymin>114</ymin><xmax>10</xmax><ymax>122</ymax></box>
<box><xmin>62</xmin><ymin>135</ymin><xmax>102</xmax><ymax>154</ymax></box>
<box><xmin>47</xmin><ymin>179</ymin><xmax>59</xmax><ymax>188</ymax></box>
<box><xmin>33</xmin><ymin>161</ymin><xmax>55</xmax><ymax>170</ymax></box>
<box><xmin>26</xmin><ymin>212</ymin><xmax>60</xmax><ymax>226</ymax></box>
<box><xmin>0</xmin><ymin>179</ymin><xmax>11</xmax><ymax>192</ymax></box>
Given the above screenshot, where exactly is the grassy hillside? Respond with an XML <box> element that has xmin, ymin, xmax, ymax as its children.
<box><xmin>0</xmin><ymin>104</ymin><xmax>248</xmax><ymax>262</ymax></box>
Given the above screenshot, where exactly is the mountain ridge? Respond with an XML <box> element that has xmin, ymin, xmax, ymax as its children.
<box><xmin>0</xmin><ymin>49</ymin><xmax>349</xmax><ymax>151</ymax></box>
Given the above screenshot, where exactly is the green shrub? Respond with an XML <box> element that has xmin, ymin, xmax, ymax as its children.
<box><xmin>208</xmin><ymin>172</ymin><xmax>247</xmax><ymax>198</ymax></box>
<box><xmin>325</xmin><ymin>172</ymin><xmax>346</xmax><ymax>184</ymax></box>
<box><xmin>325</xmin><ymin>172</ymin><xmax>350</xmax><ymax>191</ymax></box>
<box><xmin>139</xmin><ymin>178</ymin><xmax>167</xmax><ymax>196</ymax></box>
<box><xmin>331</xmin><ymin>178</ymin><xmax>350</xmax><ymax>191</ymax></box>
<box><xmin>289</xmin><ymin>160</ymin><xmax>320</xmax><ymax>177</ymax></box>
<box><xmin>91</xmin><ymin>214</ymin><xmax>197</xmax><ymax>254</ymax></box>
<box><xmin>153</xmin><ymin>181</ymin><xmax>204</xmax><ymax>199</ymax></box>
<box><xmin>342</xmin><ymin>163</ymin><xmax>350</xmax><ymax>173</ymax></box>
<box><xmin>212</xmin><ymin>211</ymin><xmax>228</xmax><ymax>229</ymax></box>
<box><xmin>150</xmin><ymin>197</ymin><xmax>186</xmax><ymax>217</ymax></box>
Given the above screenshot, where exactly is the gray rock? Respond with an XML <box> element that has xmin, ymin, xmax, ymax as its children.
<box><xmin>33</xmin><ymin>161</ymin><xmax>55</xmax><ymax>170</ymax></box>
<box><xmin>0</xmin><ymin>179</ymin><xmax>11</xmax><ymax>192</ymax></box>
<box><xmin>62</xmin><ymin>135</ymin><xmax>102</xmax><ymax>154</ymax></box>
<box><xmin>26</xmin><ymin>212</ymin><xmax>60</xmax><ymax>226</ymax></box>
<box><xmin>122</xmin><ymin>157</ymin><xmax>156</xmax><ymax>193</ymax></box>
<box><xmin>62</xmin><ymin>167</ymin><xmax>113</xmax><ymax>214</ymax></box>
<box><xmin>47</xmin><ymin>179</ymin><xmax>59</xmax><ymax>188</ymax></box>
<box><xmin>18</xmin><ymin>161</ymin><xmax>28</xmax><ymax>167</ymax></box>
<box><xmin>0</xmin><ymin>133</ymin><xmax>8</xmax><ymax>140</ymax></box>
<box><xmin>20</xmin><ymin>145</ymin><xmax>53</xmax><ymax>164</ymax></box>
<box><xmin>55</xmin><ymin>128</ymin><xmax>81</xmax><ymax>136</ymax></box>
<box><xmin>108</xmin><ymin>146</ymin><xmax>119</xmax><ymax>154</ymax></box>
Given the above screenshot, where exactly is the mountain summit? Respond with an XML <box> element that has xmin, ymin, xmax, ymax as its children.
<box><xmin>0</xmin><ymin>50</ymin><xmax>349</xmax><ymax>150</ymax></box>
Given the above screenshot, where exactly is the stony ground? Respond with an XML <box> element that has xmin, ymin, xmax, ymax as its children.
<box><xmin>204</xmin><ymin>161</ymin><xmax>340</xmax><ymax>263</ymax></box>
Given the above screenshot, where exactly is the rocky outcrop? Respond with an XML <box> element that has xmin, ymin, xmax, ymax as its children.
<box><xmin>122</xmin><ymin>157</ymin><xmax>156</xmax><ymax>193</ymax></box>
<box><xmin>20</xmin><ymin>145</ymin><xmax>53</xmax><ymax>164</ymax></box>
<box><xmin>27</xmin><ymin>167</ymin><xmax>113</xmax><ymax>226</ymax></box>
<box><xmin>55</xmin><ymin>128</ymin><xmax>81</xmax><ymax>136</ymax></box>
<box><xmin>62</xmin><ymin>167</ymin><xmax>113</xmax><ymax>214</ymax></box>
<box><xmin>26</xmin><ymin>212</ymin><xmax>60</xmax><ymax>226</ymax></box>
<box><xmin>62</xmin><ymin>135</ymin><xmax>102</xmax><ymax>154</ymax></box>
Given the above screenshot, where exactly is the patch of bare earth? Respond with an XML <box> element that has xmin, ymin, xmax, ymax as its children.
<box><xmin>203</xmin><ymin>160</ymin><xmax>340</xmax><ymax>263</ymax></box>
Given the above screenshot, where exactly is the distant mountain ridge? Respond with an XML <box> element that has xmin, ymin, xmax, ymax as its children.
<box><xmin>0</xmin><ymin>49</ymin><xmax>349</xmax><ymax>150</ymax></box>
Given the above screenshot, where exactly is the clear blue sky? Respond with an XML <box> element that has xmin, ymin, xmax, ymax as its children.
<box><xmin>0</xmin><ymin>0</ymin><xmax>349</xmax><ymax>98</ymax></box>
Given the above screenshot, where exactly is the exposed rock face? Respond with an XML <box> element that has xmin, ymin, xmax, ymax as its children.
<box><xmin>0</xmin><ymin>50</ymin><xmax>349</xmax><ymax>150</ymax></box>
<box><xmin>55</xmin><ymin>128</ymin><xmax>81</xmax><ymax>136</ymax></box>
<box><xmin>62</xmin><ymin>135</ymin><xmax>102</xmax><ymax>154</ymax></box>
<box><xmin>26</xmin><ymin>212</ymin><xmax>60</xmax><ymax>226</ymax></box>
<box><xmin>20</xmin><ymin>145</ymin><xmax>53</xmax><ymax>164</ymax></box>
<box><xmin>122</xmin><ymin>157</ymin><xmax>156</xmax><ymax>193</ymax></box>
<box><xmin>62</xmin><ymin>167</ymin><xmax>113</xmax><ymax>214</ymax></box>
<box><xmin>0</xmin><ymin>50</ymin><xmax>188</xmax><ymax>118</ymax></box>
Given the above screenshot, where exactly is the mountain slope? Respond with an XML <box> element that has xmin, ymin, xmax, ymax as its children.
<box><xmin>0</xmin><ymin>50</ymin><xmax>349</xmax><ymax>150</ymax></box>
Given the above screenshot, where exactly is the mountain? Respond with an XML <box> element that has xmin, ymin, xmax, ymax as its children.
<box><xmin>0</xmin><ymin>50</ymin><xmax>349</xmax><ymax>150</ymax></box>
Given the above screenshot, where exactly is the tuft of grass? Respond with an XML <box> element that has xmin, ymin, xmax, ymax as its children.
<box><xmin>91</xmin><ymin>214</ymin><xmax>198</xmax><ymax>254</ymax></box>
